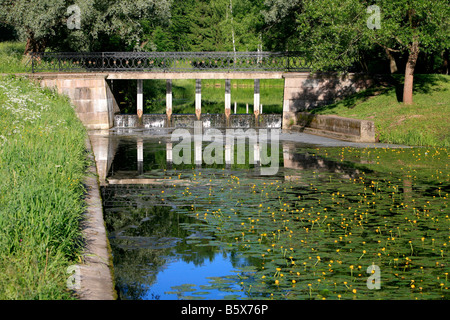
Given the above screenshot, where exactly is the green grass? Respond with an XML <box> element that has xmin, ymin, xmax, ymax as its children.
<box><xmin>311</xmin><ymin>74</ymin><xmax>450</xmax><ymax>147</ymax></box>
<box><xmin>0</xmin><ymin>75</ymin><xmax>88</xmax><ymax>299</ymax></box>
<box><xmin>0</xmin><ymin>42</ymin><xmax>29</xmax><ymax>73</ymax></box>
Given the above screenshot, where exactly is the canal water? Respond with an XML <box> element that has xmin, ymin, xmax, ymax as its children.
<box><xmin>93</xmin><ymin>130</ymin><xmax>449</xmax><ymax>300</ymax></box>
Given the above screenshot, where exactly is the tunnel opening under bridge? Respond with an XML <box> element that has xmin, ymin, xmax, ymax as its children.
<box><xmin>109</xmin><ymin>78</ymin><xmax>285</xmax><ymax>129</ymax></box>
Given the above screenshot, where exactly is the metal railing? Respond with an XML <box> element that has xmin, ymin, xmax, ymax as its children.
<box><xmin>30</xmin><ymin>51</ymin><xmax>312</xmax><ymax>73</ymax></box>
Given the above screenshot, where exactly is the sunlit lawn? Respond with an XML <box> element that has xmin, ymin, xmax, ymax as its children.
<box><xmin>312</xmin><ymin>74</ymin><xmax>450</xmax><ymax>147</ymax></box>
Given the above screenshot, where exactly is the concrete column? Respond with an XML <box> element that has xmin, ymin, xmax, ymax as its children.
<box><xmin>194</xmin><ymin>120</ymin><xmax>202</xmax><ymax>166</ymax></box>
<box><xmin>254</xmin><ymin>79</ymin><xmax>260</xmax><ymax>123</ymax></box>
<box><xmin>89</xmin><ymin>133</ymin><xmax>111</xmax><ymax>185</ymax></box>
<box><xmin>225</xmin><ymin>79</ymin><xmax>231</xmax><ymax>125</ymax></box>
<box><xmin>246</xmin><ymin>103</ymin><xmax>249</xmax><ymax>114</ymax></box>
<box><xmin>166</xmin><ymin>79</ymin><xmax>172</xmax><ymax>126</ymax></box>
<box><xmin>234</xmin><ymin>101</ymin><xmax>237</xmax><ymax>114</ymax></box>
<box><xmin>137</xmin><ymin>138</ymin><xmax>143</xmax><ymax>175</ymax></box>
<box><xmin>225</xmin><ymin>134</ymin><xmax>233</xmax><ymax>167</ymax></box>
<box><xmin>195</xmin><ymin>79</ymin><xmax>201</xmax><ymax>120</ymax></box>
<box><xmin>137</xmin><ymin>79</ymin><xmax>143</xmax><ymax>125</ymax></box>
<box><xmin>253</xmin><ymin>142</ymin><xmax>260</xmax><ymax>167</ymax></box>
<box><xmin>283</xmin><ymin>144</ymin><xmax>290</xmax><ymax>167</ymax></box>
<box><xmin>166</xmin><ymin>142</ymin><xmax>173</xmax><ymax>169</ymax></box>
<box><xmin>282</xmin><ymin>83</ymin><xmax>292</xmax><ymax>130</ymax></box>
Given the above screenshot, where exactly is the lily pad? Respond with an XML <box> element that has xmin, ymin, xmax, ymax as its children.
<box><xmin>169</xmin><ymin>283</ymin><xmax>197</xmax><ymax>292</ymax></box>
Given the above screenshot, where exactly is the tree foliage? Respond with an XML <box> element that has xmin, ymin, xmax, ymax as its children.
<box><xmin>1</xmin><ymin>0</ymin><xmax>448</xmax><ymax>95</ymax></box>
<box><xmin>290</xmin><ymin>0</ymin><xmax>450</xmax><ymax>103</ymax></box>
<box><xmin>261</xmin><ymin>0</ymin><xmax>303</xmax><ymax>50</ymax></box>
<box><xmin>140</xmin><ymin>0</ymin><xmax>265</xmax><ymax>52</ymax></box>
<box><xmin>0</xmin><ymin>0</ymin><xmax>172</xmax><ymax>53</ymax></box>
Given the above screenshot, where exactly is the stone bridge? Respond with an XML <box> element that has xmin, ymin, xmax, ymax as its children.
<box><xmin>28</xmin><ymin>52</ymin><xmax>373</xmax><ymax>131</ymax></box>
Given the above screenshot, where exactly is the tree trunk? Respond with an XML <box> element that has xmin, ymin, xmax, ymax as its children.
<box><xmin>24</xmin><ymin>32</ymin><xmax>46</xmax><ymax>55</ymax></box>
<box><xmin>403</xmin><ymin>40</ymin><xmax>419</xmax><ymax>105</ymax></box>
<box><xmin>385</xmin><ymin>48</ymin><xmax>398</xmax><ymax>74</ymax></box>
<box><xmin>441</xmin><ymin>49</ymin><xmax>449</xmax><ymax>75</ymax></box>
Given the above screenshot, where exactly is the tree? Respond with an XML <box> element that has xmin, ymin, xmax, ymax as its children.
<box><xmin>261</xmin><ymin>0</ymin><xmax>303</xmax><ymax>51</ymax></box>
<box><xmin>186</xmin><ymin>0</ymin><xmax>224</xmax><ymax>51</ymax></box>
<box><xmin>374</xmin><ymin>0</ymin><xmax>450</xmax><ymax>104</ymax></box>
<box><xmin>0</xmin><ymin>0</ymin><xmax>66</xmax><ymax>53</ymax></box>
<box><xmin>139</xmin><ymin>0</ymin><xmax>265</xmax><ymax>52</ymax></box>
<box><xmin>216</xmin><ymin>0</ymin><xmax>265</xmax><ymax>51</ymax></box>
<box><xmin>0</xmin><ymin>0</ymin><xmax>172</xmax><ymax>54</ymax></box>
<box><xmin>292</xmin><ymin>0</ymin><xmax>450</xmax><ymax>104</ymax></box>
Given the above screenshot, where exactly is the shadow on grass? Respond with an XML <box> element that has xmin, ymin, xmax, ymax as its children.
<box><xmin>391</xmin><ymin>74</ymin><xmax>449</xmax><ymax>103</ymax></box>
<box><xmin>311</xmin><ymin>74</ymin><xmax>449</xmax><ymax>114</ymax></box>
<box><xmin>410</xmin><ymin>74</ymin><xmax>449</xmax><ymax>94</ymax></box>
<box><xmin>309</xmin><ymin>81</ymin><xmax>393</xmax><ymax>115</ymax></box>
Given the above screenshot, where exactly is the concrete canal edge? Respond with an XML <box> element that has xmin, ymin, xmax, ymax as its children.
<box><xmin>290</xmin><ymin>113</ymin><xmax>376</xmax><ymax>143</ymax></box>
<box><xmin>75</xmin><ymin>136</ymin><xmax>116</xmax><ymax>300</ymax></box>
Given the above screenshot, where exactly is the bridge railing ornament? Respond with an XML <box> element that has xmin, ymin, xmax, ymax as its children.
<box><xmin>30</xmin><ymin>51</ymin><xmax>312</xmax><ymax>73</ymax></box>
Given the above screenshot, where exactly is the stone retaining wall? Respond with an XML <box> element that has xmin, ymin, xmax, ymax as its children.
<box><xmin>292</xmin><ymin>113</ymin><xmax>376</xmax><ymax>143</ymax></box>
<box><xmin>282</xmin><ymin>73</ymin><xmax>373</xmax><ymax>129</ymax></box>
<box><xmin>33</xmin><ymin>74</ymin><xmax>120</xmax><ymax>130</ymax></box>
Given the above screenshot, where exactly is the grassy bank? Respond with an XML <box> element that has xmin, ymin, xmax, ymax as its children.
<box><xmin>0</xmin><ymin>42</ymin><xmax>28</xmax><ymax>73</ymax></box>
<box><xmin>312</xmin><ymin>74</ymin><xmax>450</xmax><ymax>147</ymax></box>
<box><xmin>0</xmin><ymin>75</ymin><xmax>87</xmax><ymax>299</ymax></box>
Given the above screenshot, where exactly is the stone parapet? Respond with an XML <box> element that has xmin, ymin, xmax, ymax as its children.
<box><xmin>291</xmin><ymin>113</ymin><xmax>376</xmax><ymax>143</ymax></box>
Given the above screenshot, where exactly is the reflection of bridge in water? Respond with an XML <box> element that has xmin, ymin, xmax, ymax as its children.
<box><xmin>89</xmin><ymin>132</ymin><xmax>362</xmax><ymax>187</ymax></box>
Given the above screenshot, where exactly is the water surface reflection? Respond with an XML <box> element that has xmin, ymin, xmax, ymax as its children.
<box><xmin>91</xmin><ymin>132</ymin><xmax>449</xmax><ymax>300</ymax></box>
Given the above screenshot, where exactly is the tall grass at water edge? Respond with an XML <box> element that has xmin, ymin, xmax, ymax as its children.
<box><xmin>0</xmin><ymin>75</ymin><xmax>88</xmax><ymax>299</ymax></box>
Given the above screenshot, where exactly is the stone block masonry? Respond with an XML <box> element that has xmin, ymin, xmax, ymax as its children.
<box><xmin>30</xmin><ymin>71</ymin><xmax>374</xmax><ymax>136</ymax></box>
<box><xmin>33</xmin><ymin>73</ymin><xmax>120</xmax><ymax>130</ymax></box>
<box><xmin>292</xmin><ymin>113</ymin><xmax>376</xmax><ymax>143</ymax></box>
<box><xmin>282</xmin><ymin>72</ymin><xmax>373</xmax><ymax>129</ymax></box>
